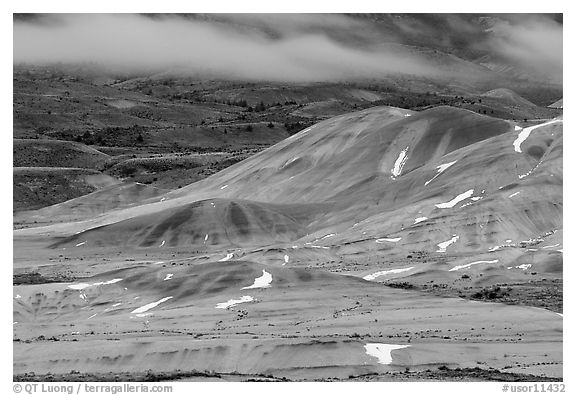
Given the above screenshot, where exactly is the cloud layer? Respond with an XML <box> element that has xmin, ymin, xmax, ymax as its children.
<box><xmin>13</xmin><ymin>13</ymin><xmax>562</xmax><ymax>83</ymax></box>
<box><xmin>487</xmin><ymin>15</ymin><xmax>562</xmax><ymax>82</ymax></box>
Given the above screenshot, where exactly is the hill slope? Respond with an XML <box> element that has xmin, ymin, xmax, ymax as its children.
<box><xmin>27</xmin><ymin>106</ymin><xmax>561</xmax><ymax>263</ymax></box>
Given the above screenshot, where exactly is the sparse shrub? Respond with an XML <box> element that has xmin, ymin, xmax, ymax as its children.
<box><xmin>255</xmin><ymin>100</ymin><xmax>266</xmax><ymax>112</ymax></box>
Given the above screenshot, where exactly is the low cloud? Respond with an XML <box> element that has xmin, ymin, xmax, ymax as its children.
<box><xmin>13</xmin><ymin>13</ymin><xmax>562</xmax><ymax>83</ymax></box>
<box><xmin>487</xmin><ymin>15</ymin><xmax>562</xmax><ymax>82</ymax></box>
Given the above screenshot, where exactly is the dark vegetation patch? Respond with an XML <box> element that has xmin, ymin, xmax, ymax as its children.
<box><xmin>342</xmin><ymin>366</ymin><xmax>562</xmax><ymax>382</ymax></box>
<box><xmin>14</xmin><ymin>370</ymin><xmax>290</xmax><ymax>382</ymax></box>
<box><xmin>13</xmin><ymin>271</ymin><xmax>76</xmax><ymax>285</ymax></box>
<box><xmin>387</xmin><ymin>279</ymin><xmax>563</xmax><ymax>313</ymax></box>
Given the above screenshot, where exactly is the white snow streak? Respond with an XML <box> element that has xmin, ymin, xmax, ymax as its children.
<box><xmin>131</xmin><ymin>296</ymin><xmax>173</xmax><ymax>314</ymax></box>
<box><xmin>513</xmin><ymin>119</ymin><xmax>562</xmax><ymax>153</ymax></box>
<box><xmin>219</xmin><ymin>253</ymin><xmax>234</xmax><ymax>262</ymax></box>
<box><xmin>437</xmin><ymin>236</ymin><xmax>459</xmax><ymax>252</ymax></box>
<box><xmin>435</xmin><ymin>189</ymin><xmax>474</xmax><ymax>209</ymax></box>
<box><xmin>414</xmin><ymin>217</ymin><xmax>428</xmax><ymax>224</ymax></box>
<box><xmin>425</xmin><ymin>160</ymin><xmax>458</xmax><ymax>186</ymax></box>
<box><xmin>375</xmin><ymin>237</ymin><xmax>401</xmax><ymax>243</ymax></box>
<box><xmin>241</xmin><ymin>270</ymin><xmax>273</xmax><ymax>290</ymax></box>
<box><xmin>364</xmin><ymin>344</ymin><xmax>410</xmax><ymax>365</ymax></box>
<box><xmin>363</xmin><ymin>267</ymin><xmax>414</xmax><ymax>281</ymax></box>
<box><xmin>449</xmin><ymin>259</ymin><xmax>498</xmax><ymax>272</ymax></box>
<box><xmin>68</xmin><ymin>279</ymin><xmax>123</xmax><ymax>290</ymax></box>
<box><xmin>391</xmin><ymin>146</ymin><xmax>409</xmax><ymax>178</ymax></box>
<box><xmin>215</xmin><ymin>296</ymin><xmax>254</xmax><ymax>309</ymax></box>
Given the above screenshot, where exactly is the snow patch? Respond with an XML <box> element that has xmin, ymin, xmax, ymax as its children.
<box><xmin>513</xmin><ymin>119</ymin><xmax>562</xmax><ymax>153</ymax></box>
<box><xmin>283</xmin><ymin>255</ymin><xmax>289</xmax><ymax>266</ymax></box>
<box><xmin>364</xmin><ymin>344</ymin><xmax>410</xmax><ymax>365</ymax></box>
<box><xmin>435</xmin><ymin>189</ymin><xmax>474</xmax><ymax>209</ymax></box>
<box><xmin>216</xmin><ymin>296</ymin><xmax>254</xmax><ymax>309</ymax></box>
<box><xmin>92</xmin><ymin>279</ymin><xmax>123</xmax><ymax>287</ymax></box>
<box><xmin>425</xmin><ymin>160</ymin><xmax>457</xmax><ymax>186</ymax></box>
<box><xmin>163</xmin><ymin>274</ymin><xmax>173</xmax><ymax>281</ymax></box>
<box><xmin>449</xmin><ymin>259</ymin><xmax>498</xmax><ymax>272</ymax></box>
<box><xmin>376</xmin><ymin>237</ymin><xmax>401</xmax><ymax>243</ymax></box>
<box><xmin>241</xmin><ymin>270</ymin><xmax>273</xmax><ymax>290</ymax></box>
<box><xmin>281</xmin><ymin>157</ymin><xmax>299</xmax><ymax>168</ymax></box>
<box><xmin>363</xmin><ymin>267</ymin><xmax>414</xmax><ymax>281</ymax></box>
<box><xmin>509</xmin><ymin>192</ymin><xmax>520</xmax><ymax>198</ymax></box>
<box><xmin>131</xmin><ymin>296</ymin><xmax>173</xmax><ymax>314</ymax></box>
<box><xmin>414</xmin><ymin>217</ymin><xmax>428</xmax><ymax>224</ymax></box>
<box><xmin>515</xmin><ymin>264</ymin><xmax>532</xmax><ymax>270</ymax></box>
<box><xmin>220</xmin><ymin>185</ymin><xmax>228</xmax><ymax>189</ymax></box>
<box><xmin>219</xmin><ymin>253</ymin><xmax>234</xmax><ymax>262</ymax></box>
<box><xmin>75</xmin><ymin>241</ymin><xmax>87</xmax><ymax>247</ymax></box>
<box><xmin>159</xmin><ymin>240</ymin><xmax>165</xmax><ymax>247</ymax></box>
<box><xmin>437</xmin><ymin>236</ymin><xmax>459</xmax><ymax>253</ymax></box>
<box><xmin>68</xmin><ymin>278</ymin><xmax>122</xmax><ymax>290</ymax></box>
<box><xmin>391</xmin><ymin>146</ymin><xmax>409</xmax><ymax>179</ymax></box>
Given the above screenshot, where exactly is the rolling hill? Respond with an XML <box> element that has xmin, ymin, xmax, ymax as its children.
<box><xmin>13</xmin><ymin>104</ymin><xmax>563</xmax><ymax>380</ymax></box>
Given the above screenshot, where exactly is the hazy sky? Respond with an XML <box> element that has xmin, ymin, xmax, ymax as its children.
<box><xmin>13</xmin><ymin>13</ymin><xmax>562</xmax><ymax>83</ymax></box>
